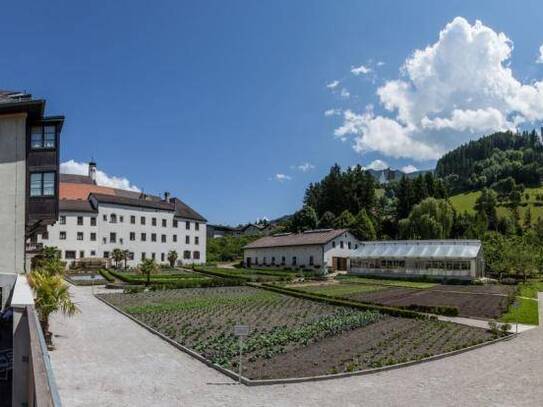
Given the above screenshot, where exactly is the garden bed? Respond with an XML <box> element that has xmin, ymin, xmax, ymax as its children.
<box><xmin>98</xmin><ymin>286</ymin><xmax>501</xmax><ymax>380</ymax></box>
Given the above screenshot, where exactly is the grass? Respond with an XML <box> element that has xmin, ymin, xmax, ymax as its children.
<box><xmin>500</xmin><ymin>297</ymin><xmax>539</xmax><ymax>326</ymax></box>
<box><xmin>449</xmin><ymin>186</ymin><xmax>543</xmax><ymax>224</ymax></box>
<box><xmin>337</xmin><ymin>274</ymin><xmax>437</xmax><ymax>289</ymax></box>
<box><xmin>517</xmin><ymin>281</ymin><xmax>543</xmax><ymax>299</ymax></box>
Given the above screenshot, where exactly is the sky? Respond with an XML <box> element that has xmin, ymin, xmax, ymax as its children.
<box><xmin>2</xmin><ymin>1</ymin><xmax>543</xmax><ymax>225</ymax></box>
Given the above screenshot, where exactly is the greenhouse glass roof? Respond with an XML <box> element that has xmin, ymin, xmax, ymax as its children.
<box><xmin>352</xmin><ymin>240</ymin><xmax>482</xmax><ymax>259</ymax></box>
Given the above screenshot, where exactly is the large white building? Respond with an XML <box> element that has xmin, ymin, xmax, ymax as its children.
<box><xmin>243</xmin><ymin>229</ymin><xmax>360</xmax><ymax>271</ymax></box>
<box><xmin>37</xmin><ymin>163</ymin><xmax>207</xmax><ymax>267</ymax></box>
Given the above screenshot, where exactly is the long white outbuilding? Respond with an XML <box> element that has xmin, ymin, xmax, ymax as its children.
<box><xmin>349</xmin><ymin>240</ymin><xmax>484</xmax><ymax>280</ymax></box>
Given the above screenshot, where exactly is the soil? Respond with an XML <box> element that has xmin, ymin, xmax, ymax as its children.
<box><xmin>244</xmin><ymin>317</ymin><xmax>495</xmax><ymax>380</ymax></box>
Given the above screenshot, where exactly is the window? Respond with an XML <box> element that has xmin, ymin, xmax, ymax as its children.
<box><xmin>332</xmin><ymin>241</ymin><xmax>336</xmax><ymax>248</ymax></box>
<box><xmin>31</xmin><ymin>125</ymin><xmax>56</xmax><ymax>149</ymax></box>
<box><xmin>340</xmin><ymin>241</ymin><xmax>344</xmax><ymax>249</ymax></box>
<box><xmin>103</xmin><ymin>214</ymin><xmax>108</xmax><ymax>221</ymax></box>
<box><xmin>151</xmin><ymin>253</ymin><xmax>156</xmax><ymax>260</ymax></box>
<box><xmin>102</xmin><ymin>237</ymin><xmax>107</xmax><ymax>244</ymax></box>
<box><xmin>77</xmin><ymin>232</ymin><xmax>84</xmax><ymax>241</ymax></box>
<box><xmin>103</xmin><ymin>251</ymin><xmax>110</xmax><ymax>259</ymax></box>
<box><xmin>281</xmin><ymin>256</ymin><xmax>285</xmax><ymax>265</ymax></box>
<box><xmin>79</xmin><ymin>250</ymin><xmax>85</xmax><ymax>258</ymax></box>
<box><xmin>162</xmin><ymin>219</ymin><xmax>167</xmax><ymax>227</ymax></box>
<box><xmin>127</xmin><ymin>252</ymin><xmax>134</xmax><ymax>260</ymax></box>
<box><xmin>195</xmin><ymin>223</ymin><xmax>200</xmax><ymax>231</ymax></box>
<box><xmin>173</xmin><ymin>235</ymin><xmax>177</xmax><ymax>242</ymax></box>
<box><xmin>141</xmin><ymin>252</ymin><xmax>146</xmax><ymax>260</ymax></box>
<box><xmin>130</xmin><ymin>215</ymin><xmax>136</xmax><ymax>224</ymax></box>
<box><xmin>173</xmin><ymin>220</ymin><xmax>178</xmax><ymax>228</ymax></box>
<box><xmin>77</xmin><ymin>216</ymin><xmax>84</xmax><ymax>226</ymax></box>
<box><xmin>183</xmin><ymin>250</ymin><xmax>191</xmax><ymax>259</ymax></box>
<box><xmin>64</xmin><ymin>250</ymin><xmax>76</xmax><ymax>260</ymax></box>
<box><xmin>119</xmin><ymin>216</ymin><xmax>124</xmax><ymax>223</ymax></box>
<box><xmin>110</xmin><ymin>214</ymin><xmax>117</xmax><ymax>223</ymax></box>
<box><xmin>185</xmin><ymin>235</ymin><xmax>190</xmax><ymax>244</ymax></box>
<box><xmin>130</xmin><ymin>232</ymin><xmax>136</xmax><ymax>241</ymax></box>
<box><xmin>186</xmin><ymin>221</ymin><xmax>191</xmax><ymax>230</ymax></box>
<box><xmin>151</xmin><ymin>233</ymin><xmax>157</xmax><ymax>242</ymax></box>
<box><xmin>161</xmin><ymin>234</ymin><xmax>166</xmax><ymax>243</ymax></box>
<box><xmin>90</xmin><ymin>232</ymin><xmax>96</xmax><ymax>241</ymax></box>
<box><xmin>292</xmin><ymin>256</ymin><xmax>297</xmax><ymax>266</ymax></box>
<box><xmin>255</xmin><ymin>257</ymin><xmax>259</xmax><ymax>265</ymax></box>
<box><xmin>90</xmin><ymin>250</ymin><xmax>96</xmax><ymax>256</ymax></box>
<box><xmin>355</xmin><ymin>244</ymin><xmax>358</xmax><ymax>249</ymax></box>
<box><xmin>59</xmin><ymin>216</ymin><xmax>66</xmax><ymax>225</ymax></box>
<box><xmin>59</xmin><ymin>231</ymin><xmax>66</xmax><ymax>240</ymax></box>
<box><xmin>348</xmin><ymin>242</ymin><xmax>351</xmax><ymax>250</ymax></box>
<box><xmin>141</xmin><ymin>233</ymin><xmax>147</xmax><ymax>242</ymax></box>
<box><xmin>30</xmin><ymin>172</ymin><xmax>55</xmax><ymax>197</ymax></box>
<box><xmin>195</xmin><ymin>236</ymin><xmax>199</xmax><ymax>245</ymax></box>
<box><xmin>193</xmin><ymin>251</ymin><xmax>200</xmax><ymax>260</ymax></box>
<box><xmin>161</xmin><ymin>253</ymin><xmax>165</xmax><ymax>262</ymax></box>
<box><xmin>263</xmin><ymin>257</ymin><xmax>267</xmax><ymax>265</ymax></box>
<box><xmin>42</xmin><ymin>232</ymin><xmax>49</xmax><ymax>240</ymax></box>
<box><xmin>141</xmin><ymin>216</ymin><xmax>146</xmax><ymax>225</ymax></box>
<box><xmin>110</xmin><ymin>232</ymin><xmax>117</xmax><ymax>243</ymax></box>
<box><xmin>90</xmin><ymin>217</ymin><xmax>97</xmax><ymax>226</ymax></box>
<box><xmin>152</xmin><ymin>217</ymin><xmax>157</xmax><ymax>226</ymax></box>
<box><xmin>309</xmin><ymin>256</ymin><xmax>314</xmax><ymax>266</ymax></box>
<box><xmin>271</xmin><ymin>257</ymin><xmax>275</xmax><ymax>265</ymax></box>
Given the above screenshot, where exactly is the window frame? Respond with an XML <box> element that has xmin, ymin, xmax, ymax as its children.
<box><xmin>29</xmin><ymin>171</ymin><xmax>56</xmax><ymax>197</ymax></box>
<box><xmin>30</xmin><ymin>124</ymin><xmax>57</xmax><ymax>150</ymax></box>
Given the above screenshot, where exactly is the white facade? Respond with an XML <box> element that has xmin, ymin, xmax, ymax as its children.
<box><xmin>38</xmin><ymin>202</ymin><xmax>207</xmax><ymax>267</ymax></box>
<box><xmin>244</xmin><ymin>231</ymin><xmax>359</xmax><ymax>270</ymax></box>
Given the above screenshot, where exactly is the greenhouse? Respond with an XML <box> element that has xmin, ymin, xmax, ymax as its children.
<box><xmin>350</xmin><ymin>240</ymin><xmax>484</xmax><ymax>280</ymax></box>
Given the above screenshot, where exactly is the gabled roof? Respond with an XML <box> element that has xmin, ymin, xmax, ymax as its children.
<box><xmin>172</xmin><ymin>198</ymin><xmax>207</xmax><ymax>222</ymax></box>
<box><xmin>244</xmin><ymin>229</ymin><xmax>349</xmax><ymax>249</ymax></box>
<box><xmin>89</xmin><ymin>193</ymin><xmax>174</xmax><ymax>211</ymax></box>
<box><xmin>352</xmin><ymin>240</ymin><xmax>482</xmax><ymax>259</ymax></box>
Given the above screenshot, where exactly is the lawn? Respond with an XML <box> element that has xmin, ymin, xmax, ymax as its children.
<box><xmin>98</xmin><ymin>286</ymin><xmax>502</xmax><ymax>380</ymax></box>
<box><xmin>500</xmin><ymin>298</ymin><xmax>539</xmax><ymax>326</ymax></box>
<box><xmin>517</xmin><ymin>281</ymin><xmax>543</xmax><ymax>299</ymax></box>
<box><xmin>449</xmin><ymin>186</ymin><xmax>543</xmax><ymax>224</ymax></box>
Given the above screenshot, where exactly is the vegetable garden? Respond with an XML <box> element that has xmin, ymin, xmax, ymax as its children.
<box><xmin>98</xmin><ymin>286</ymin><xmax>502</xmax><ymax>380</ymax></box>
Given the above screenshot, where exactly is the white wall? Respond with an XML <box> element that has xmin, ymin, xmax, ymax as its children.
<box><xmin>323</xmin><ymin>231</ymin><xmax>360</xmax><ymax>267</ymax></box>
<box><xmin>38</xmin><ymin>202</ymin><xmax>207</xmax><ymax>267</ymax></box>
<box><xmin>0</xmin><ymin>113</ymin><xmax>27</xmax><ymax>276</ymax></box>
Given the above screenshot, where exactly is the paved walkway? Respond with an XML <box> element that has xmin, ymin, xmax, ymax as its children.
<box><xmin>50</xmin><ymin>287</ymin><xmax>543</xmax><ymax>407</ymax></box>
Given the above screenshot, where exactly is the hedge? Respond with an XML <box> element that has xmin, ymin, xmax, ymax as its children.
<box><xmin>109</xmin><ymin>269</ymin><xmax>244</xmax><ymax>289</ymax></box>
<box><xmin>253</xmin><ymin>283</ymin><xmax>435</xmax><ymax>320</ymax></box>
<box><xmin>99</xmin><ymin>269</ymin><xmax>115</xmax><ymax>283</ymax></box>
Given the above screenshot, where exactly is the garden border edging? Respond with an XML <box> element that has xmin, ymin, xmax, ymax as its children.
<box><xmin>95</xmin><ymin>293</ymin><xmax>516</xmax><ymax>386</ymax></box>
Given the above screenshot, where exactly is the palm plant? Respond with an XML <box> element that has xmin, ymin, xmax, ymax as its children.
<box><xmin>28</xmin><ymin>270</ymin><xmax>79</xmax><ymax>346</ymax></box>
<box><xmin>112</xmin><ymin>248</ymin><xmax>124</xmax><ymax>269</ymax></box>
<box><xmin>123</xmin><ymin>250</ymin><xmax>130</xmax><ymax>269</ymax></box>
<box><xmin>140</xmin><ymin>258</ymin><xmax>158</xmax><ymax>286</ymax></box>
<box><xmin>167</xmin><ymin>250</ymin><xmax>178</xmax><ymax>268</ymax></box>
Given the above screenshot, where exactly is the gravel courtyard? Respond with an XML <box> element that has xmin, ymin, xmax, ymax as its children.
<box><xmin>50</xmin><ymin>285</ymin><xmax>543</xmax><ymax>407</ymax></box>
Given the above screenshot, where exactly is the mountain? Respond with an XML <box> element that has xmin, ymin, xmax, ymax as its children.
<box><xmin>366</xmin><ymin>168</ymin><xmax>434</xmax><ymax>184</ymax></box>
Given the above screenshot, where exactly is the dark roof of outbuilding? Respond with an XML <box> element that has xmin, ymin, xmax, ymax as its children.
<box><xmin>59</xmin><ymin>199</ymin><xmax>97</xmax><ymax>213</ymax></box>
<box><xmin>244</xmin><ymin>229</ymin><xmax>349</xmax><ymax>249</ymax></box>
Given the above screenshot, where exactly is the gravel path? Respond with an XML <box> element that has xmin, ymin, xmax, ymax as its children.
<box><xmin>49</xmin><ymin>286</ymin><xmax>543</xmax><ymax>407</ymax></box>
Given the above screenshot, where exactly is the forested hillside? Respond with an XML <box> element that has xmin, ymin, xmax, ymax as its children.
<box><xmin>435</xmin><ymin>130</ymin><xmax>543</xmax><ymax>193</ymax></box>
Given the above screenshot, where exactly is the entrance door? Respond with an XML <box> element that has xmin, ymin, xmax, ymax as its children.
<box><xmin>246</xmin><ymin>257</ymin><xmax>252</xmax><ymax>267</ymax></box>
<box><xmin>332</xmin><ymin>257</ymin><xmax>348</xmax><ymax>271</ymax></box>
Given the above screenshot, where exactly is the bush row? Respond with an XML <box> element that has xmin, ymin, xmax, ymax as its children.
<box><xmin>254</xmin><ymin>283</ymin><xmax>434</xmax><ymax>320</ymax></box>
<box><xmin>99</xmin><ymin>269</ymin><xmax>115</xmax><ymax>283</ymax></box>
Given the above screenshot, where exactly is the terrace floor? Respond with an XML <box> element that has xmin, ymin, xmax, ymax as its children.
<box><xmin>50</xmin><ymin>286</ymin><xmax>543</xmax><ymax>407</ymax></box>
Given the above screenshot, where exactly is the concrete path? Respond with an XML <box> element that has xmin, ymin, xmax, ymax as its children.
<box><xmin>437</xmin><ymin>315</ymin><xmax>536</xmax><ymax>333</ymax></box>
<box><xmin>50</xmin><ymin>287</ymin><xmax>543</xmax><ymax>407</ymax></box>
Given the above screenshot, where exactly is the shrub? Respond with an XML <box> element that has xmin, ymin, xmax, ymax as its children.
<box><xmin>500</xmin><ymin>323</ymin><xmax>512</xmax><ymax>334</ymax></box>
<box><xmin>500</xmin><ymin>278</ymin><xmax>518</xmax><ymax>285</ymax></box>
<box><xmin>488</xmin><ymin>320</ymin><xmax>499</xmax><ymax>335</ymax></box>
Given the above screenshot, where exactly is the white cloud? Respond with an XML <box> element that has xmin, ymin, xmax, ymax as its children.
<box><xmin>365</xmin><ymin>159</ymin><xmax>389</xmax><ymax>171</ymax></box>
<box><xmin>401</xmin><ymin>164</ymin><xmax>419</xmax><ymax>174</ymax></box>
<box><xmin>335</xmin><ymin>17</ymin><xmax>543</xmax><ymax>161</ymax></box>
<box><xmin>326</xmin><ymin>80</ymin><xmax>340</xmax><ymax>89</ymax></box>
<box><xmin>340</xmin><ymin>88</ymin><xmax>350</xmax><ymax>98</ymax></box>
<box><xmin>377</xmin><ymin>61</ymin><xmax>385</xmax><ymax>66</ymax></box>
<box><xmin>60</xmin><ymin>160</ymin><xmax>141</xmax><ymax>192</ymax></box>
<box><xmin>324</xmin><ymin>108</ymin><xmax>341</xmax><ymax>117</ymax></box>
<box><xmin>351</xmin><ymin>64</ymin><xmax>372</xmax><ymax>75</ymax></box>
<box><xmin>274</xmin><ymin>173</ymin><xmax>292</xmax><ymax>182</ymax></box>
<box><xmin>537</xmin><ymin>45</ymin><xmax>543</xmax><ymax>64</ymax></box>
<box><xmin>297</xmin><ymin>162</ymin><xmax>315</xmax><ymax>172</ymax></box>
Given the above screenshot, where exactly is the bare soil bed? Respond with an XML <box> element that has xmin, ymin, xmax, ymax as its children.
<box><xmin>98</xmin><ymin>286</ymin><xmax>501</xmax><ymax>380</ymax></box>
<box><xmin>346</xmin><ymin>287</ymin><xmax>512</xmax><ymax>319</ymax></box>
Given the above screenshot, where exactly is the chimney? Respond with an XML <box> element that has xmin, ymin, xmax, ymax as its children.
<box><xmin>164</xmin><ymin>192</ymin><xmax>171</xmax><ymax>202</ymax></box>
<box><xmin>88</xmin><ymin>160</ymin><xmax>97</xmax><ymax>184</ymax></box>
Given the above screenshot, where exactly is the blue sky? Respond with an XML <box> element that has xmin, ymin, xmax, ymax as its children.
<box><xmin>2</xmin><ymin>1</ymin><xmax>543</xmax><ymax>225</ymax></box>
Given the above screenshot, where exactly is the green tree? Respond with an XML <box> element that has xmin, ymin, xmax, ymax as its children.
<box><xmin>290</xmin><ymin>205</ymin><xmax>318</xmax><ymax>232</ymax></box>
<box><xmin>333</xmin><ymin>209</ymin><xmax>355</xmax><ymax>229</ymax></box>
<box><xmin>28</xmin><ymin>270</ymin><xmax>78</xmax><ymax>346</ymax></box>
<box><xmin>399</xmin><ymin>198</ymin><xmax>454</xmax><ymax>239</ymax></box>
<box><xmin>112</xmin><ymin>248</ymin><xmax>124</xmax><ymax>269</ymax></box>
<box><xmin>167</xmin><ymin>250</ymin><xmax>178</xmax><ymax>268</ymax></box>
<box><xmin>474</xmin><ymin>188</ymin><xmax>498</xmax><ymax>230</ymax></box>
<box><xmin>140</xmin><ymin>258</ymin><xmax>158</xmax><ymax>286</ymax></box>
<box><xmin>350</xmin><ymin>209</ymin><xmax>376</xmax><ymax>241</ymax></box>
<box><xmin>318</xmin><ymin>211</ymin><xmax>336</xmax><ymax>228</ymax></box>
<box><xmin>523</xmin><ymin>208</ymin><xmax>532</xmax><ymax>229</ymax></box>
